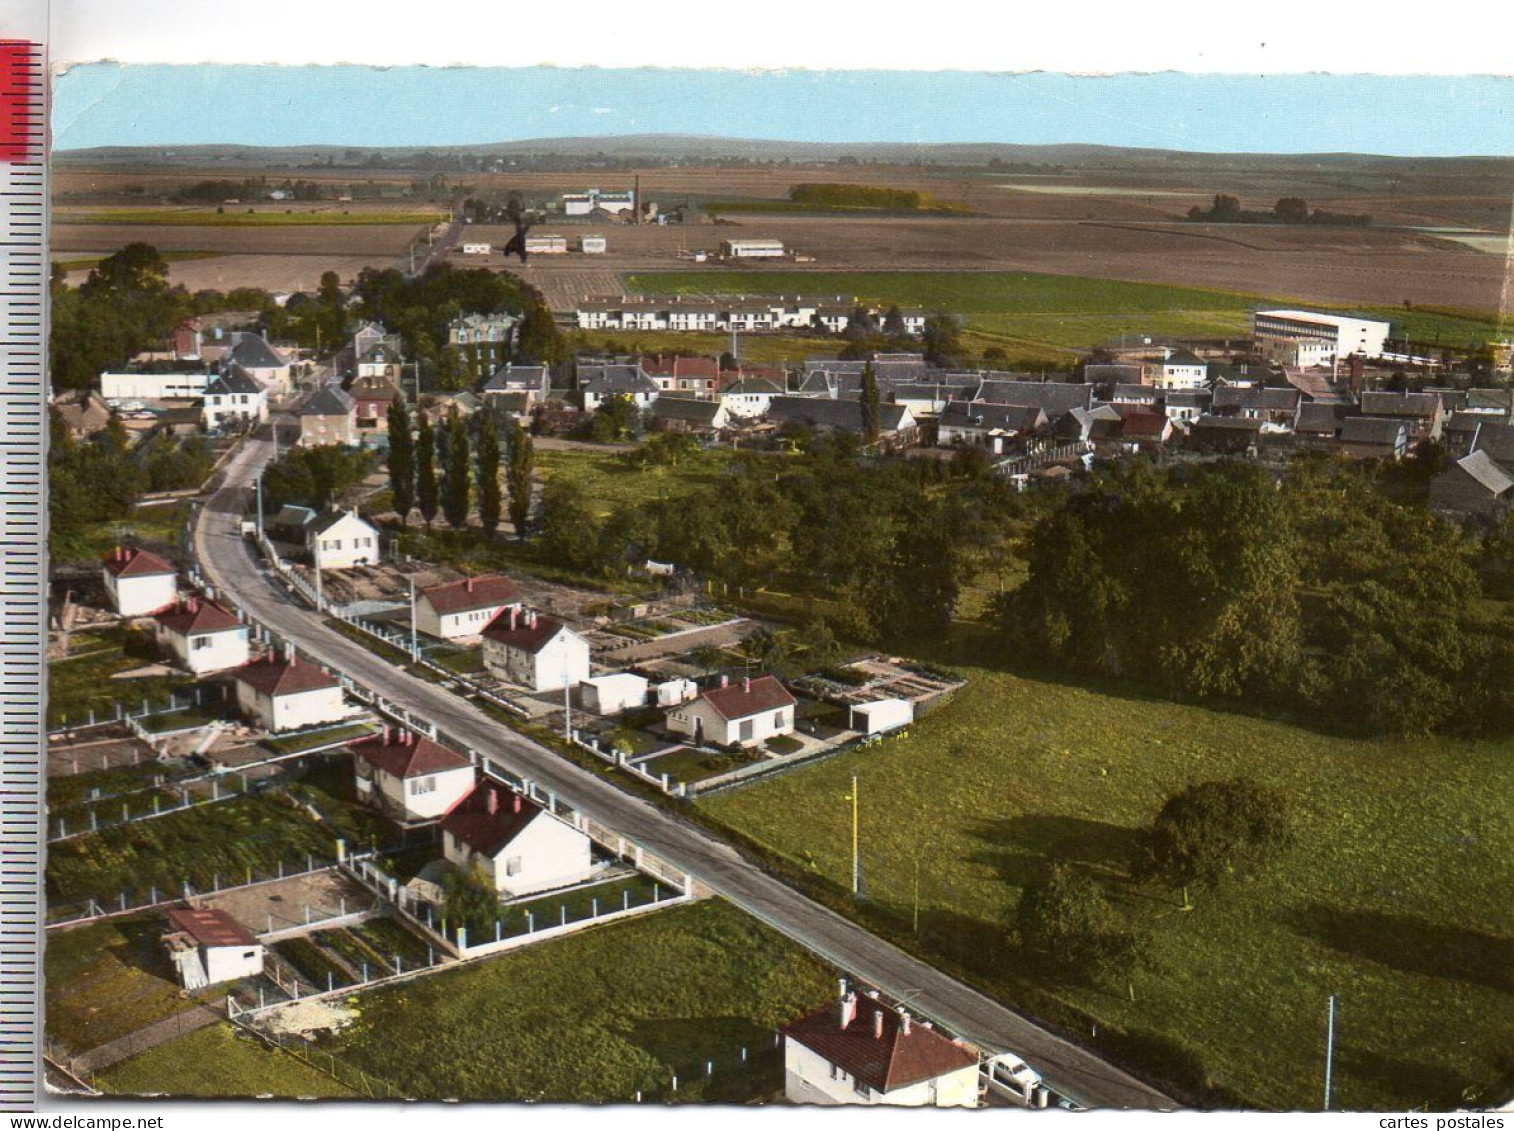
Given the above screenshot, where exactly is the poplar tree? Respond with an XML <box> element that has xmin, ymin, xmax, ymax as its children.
<box><xmin>477</xmin><ymin>411</ymin><xmax>502</xmax><ymax>534</ymax></box>
<box><xmin>506</xmin><ymin>418</ymin><xmax>534</xmax><ymax>537</ymax></box>
<box><xmin>860</xmin><ymin>361</ymin><xmax>880</xmax><ymax>445</ymax></box>
<box><xmin>442</xmin><ymin>408</ymin><xmax>470</xmax><ymax>528</ymax></box>
<box><xmin>386</xmin><ymin>400</ymin><xmax>415</xmax><ymax>521</ymax></box>
<box><xmin>415</xmin><ymin>410</ymin><xmax>438</xmax><ymax>529</ymax></box>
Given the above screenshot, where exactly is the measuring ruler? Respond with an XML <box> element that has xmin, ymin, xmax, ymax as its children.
<box><xmin>0</xmin><ymin>13</ymin><xmax>47</xmax><ymax>1113</ymax></box>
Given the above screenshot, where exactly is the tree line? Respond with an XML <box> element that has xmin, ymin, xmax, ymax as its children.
<box><xmin>1186</xmin><ymin>194</ymin><xmax>1371</xmax><ymax>226</ymax></box>
<box><xmin>383</xmin><ymin>402</ymin><xmax>533</xmax><ymax>536</ymax></box>
<box><xmin>997</xmin><ymin>459</ymin><xmax>1514</xmax><ymax>737</ymax></box>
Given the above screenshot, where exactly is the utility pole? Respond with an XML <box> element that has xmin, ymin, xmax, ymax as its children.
<box><xmin>254</xmin><ymin>474</ymin><xmax>264</xmax><ymax>540</ymax></box>
<box><xmin>912</xmin><ymin>856</ymin><xmax>920</xmax><ymax>934</ymax></box>
<box><xmin>1323</xmin><ymin>995</ymin><xmax>1337</xmax><ymax>1111</ymax></box>
<box><xmin>849</xmin><ymin>772</ymin><xmax>860</xmax><ymax>896</ymax></box>
<box><xmin>408</xmin><ymin>575</ymin><xmax>419</xmax><ymax>662</ymax></box>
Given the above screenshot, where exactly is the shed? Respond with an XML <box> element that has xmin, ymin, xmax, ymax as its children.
<box><xmin>579</xmin><ymin>673</ymin><xmax>649</xmax><ymax>716</ymax></box>
<box><xmin>849</xmin><ymin>698</ymin><xmax>914</xmax><ymax>735</ymax></box>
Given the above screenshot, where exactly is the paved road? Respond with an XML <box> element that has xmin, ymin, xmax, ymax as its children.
<box><xmin>194</xmin><ymin>431</ymin><xmax>1174</xmax><ymax>1111</ymax></box>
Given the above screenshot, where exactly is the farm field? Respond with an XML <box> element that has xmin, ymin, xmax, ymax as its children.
<box><xmin>327</xmin><ymin>899</ymin><xmax>835</xmax><ymax>1102</ymax></box>
<box><xmin>699</xmin><ymin>668</ymin><xmax>1514</xmax><ymax>1111</ymax></box>
<box><xmin>55</xmin><ymin>207</ymin><xmax>447</xmax><ymax>226</ymax></box>
<box><xmin>95</xmin><ymin>1023</ymin><xmax>355</xmax><ymax>1099</ymax></box>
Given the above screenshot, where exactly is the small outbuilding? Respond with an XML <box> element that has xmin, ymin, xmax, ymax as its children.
<box><xmin>848</xmin><ymin>698</ymin><xmax>914</xmax><ymax>736</ymax></box>
<box><xmin>578</xmin><ymin>672</ymin><xmax>649</xmax><ymax>716</ymax></box>
<box><xmin>163</xmin><ymin>906</ymin><xmax>263</xmax><ymax>990</ymax></box>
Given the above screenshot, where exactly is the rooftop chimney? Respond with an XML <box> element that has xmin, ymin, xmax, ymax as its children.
<box><xmin>720</xmin><ymin>674</ymin><xmax>729</xmax><ymax>689</ymax></box>
<box><xmin>510</xmin><ymin>606</ymin><xmax>519</xmax><ymax>630</ymax></box>
<box><xmin>839</xmin><ymin>991</ymin><xmax>858</xmax><ymax>1030</ymax></box>
<box><xmin>899</xmin><ymin>1009</ymin><xmax>912</xmax><ymax>1037</ymax></box>
<box><xmin>873</xmin><ymin>1007</ymin><xmax>885</xmax><ymax>1041</ymax></box>
<box><xmin>512</xmin><ymin>794</ymin><xmax>522</xmax><ymax>814</ymax></box>
<box><xmin>383</xmin><ymin>724</ymin><xmax>392</xmax><ymax>744</ymax></box>
<box><xmin>284</xmin><ymin>644</ymin><xmax>295</xmax><ymax>664</ymax></box>
<box><xmin>743</xmin><ymin>676</ymin><xmax>751</xmax><ymax>693</ymax></box>
<box><xmin>487</xmin><ymin>788</ymin><xmax>498</xmax><ymax>814</ymax></box>
<box><xmin>466</xmin><ymin>576</ymin><xmax>475</xmax><ymax>593</ymax></box>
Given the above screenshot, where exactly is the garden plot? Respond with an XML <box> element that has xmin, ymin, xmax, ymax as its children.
<box><xmin>47</xmin><ymin>727</ymin><xmax>157</xmax><ymax>777</ymax></box>
<box><xmin>199</xmin><ymin>869</ymin><xmax>378</xmax><ymax>939</ymax></box>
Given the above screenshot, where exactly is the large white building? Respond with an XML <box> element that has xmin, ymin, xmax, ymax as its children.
<box><xmin>563</xmin><ymin>189</ymin><xmax>635</xmax><ymax>216</ymax></box>
<box><xmin>201</xmin><ymin>367</ymin><xmax>269</xmax><ymax>431</ymax></box>
<box><xmin>152</xmin><ymin>598</ymin><xmax>250</xmax><ymax>675</ymax></box>
<box><xmin>101</xmin><ymin>546</ymin><xmax>178</xmax><ymax>617</ymax></box>
<box><xmin>480</xmin><ymin>610</ymin><xmax>591</xmax><ymax>692</ymax></box>
<box><xmin>782</xmin><ymin>987</ymin><xmax>981</xmax><ymax>1107</ymax></box>
<box><xmin>666</xmin><ymin>674</ymin><xmax>796</xmax><ymax>749</ymax></box>
<box><xmin>414</xmin><ymin>575</ymin><xmax>521</xmax><ymax>640</ymax></box>
<box><xmin>306</xmin><ymin>510</ymin><xmax>381</xmax><ymax>571</ymax></box>
<box><xmin>720</xmin><ymin>238</ymin><xmax>787</xmax><ymax>259</ymax></box>
<box><xmin>1253</xmin><ymin>309</ymin><xmax>1392</xmax><ymax>367</ymax></box>
<box><xmin>100</xmin><ymin>366</ymin><xmax>211</xmax><ymax>402</ymax></box>
<box><xmin>440</xmin><ymin>779</ymin><xmax>594</xmax><ymax>897</ymax></box>
<box><xmin>230</xmin><ymin>653</ymin><xmax>350</xmax><ymax>732</ymax></box>
<box><xmin>163</xmin><ymin>907</ymin><xmax>263</xmax><ymax>990</ymax></box>
<box><xmin>350</xmin><ymin>728</ymin><xmax>476</xmax><ymax>824</ymax></box>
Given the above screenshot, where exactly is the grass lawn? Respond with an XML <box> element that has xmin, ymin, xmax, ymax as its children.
<box><xmin>537</xmin><ymin>446</ymin><xmax>756</xmax><ymax>519</ymax></box>
<box><xmin>59</xmin><ymin>208</ymin><xmax>445</xmax><ymax>227</ymax></box>
<box><xmin>95</xmin><ymin>1023</ymin><xmax>355</xmax><ymax>1099</ymax></box>
<box><xmin>54</xmin><ymin>502</ymin><xmax>188</xmax><ymax>566</ymax></box>
<box><xmin>642</xmin><ymin>747</ymin><xmax>753</xmax><ymax>786</ymax></box>
<box><xmin>700</xmin><ymin>667</ymin><xmax>1514</xmax><ymax>1111</ymax></box>
<box><xmin>48</xmin><ymin>626</ymin><xmax>196</xmax><ymax>728</ymax></box>
<box><xmin>55</xmin><ymin>250</ymin><xmax>223</xmax><ymax>274</ymax></box>
<box><xmin>283</xmin><ymin>754</ymin><xmax>397</xmax><ymax>850</ymax></box>
<box><xmin>495</xmin><ymin>873</ymin><xmax>665</xmax><ymax>937</ymax></box>
<box><xmin>328</xmin><ymin>899</ymin><xmax>835</xmax><ymax>1102</ymax></box>
<box><xmin>261</xmin><ymin>721</ymin><xmax>377</xmax><ymax>757</ymax></box>
<box><xmin>46</xmin><ymin>793</ymin><xmax>344</xmax><ymax>905</ymax></box>
<box><xmin>45</xmin><ymin>914</ymin><xmax>211</xmax><ymax>1052</ymax></box>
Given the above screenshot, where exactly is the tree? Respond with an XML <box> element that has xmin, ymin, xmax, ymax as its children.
<box><xmin>441</xmin><ymin>409</ymin><xmax>470</xmax><ymax>528</ymax></box>
<box><xmin>477</xmin><ymin>410</ymin><xmax>502</xmax><ymax>534</ymax></box>
<box><xmin>882</xmin><ymin>304</ymin><xmax>907</xmax><ymax>337</ymax></box>
<box><xmin>415</xmin><ymin>410</ymin><xmax>438</xmax><ymax>528</ymax></box>
<box><xmin>1139</xmin><ymin>778</ymin><xmax>1291</xmax><ymax>888</ymax></box>
<box><xmin>1015</xmin><ymin>865</ymin><xmax>1142</xmax><ymax>980</ymax></box>
<box><xmin>442</xmin><ymin>862</ymin><xmax>501</xmax><ymax>939</ymax></box>
<box><xmin>538</xmin><ymin>477</ymin><xmax>602</xmax><ymax>572</ymax></box>
<box><xmin>1274</xmin><ymin>196</ymin><xmax>1310</xmax><ymax>223</ymax></box>
<box><xmin>859</xmin><ymin>362</ymin><xmax>881</xmax><ymax>445</ymax></box>
<box><xmin>586</xmin><ymin>393</ymin><xmax>641</xmax><ymax>443</ymax></box>
<box><xmin>921</xmin><ymin>312</ymin><xmax>964</xmax><ymax>368</ymax></box>
<box><xmin>982</xmin><ymin>346</ymin><xmax>1009</xmax><ymax>368</ymax></box>
<box><xmin>386</xmin><ymin>400</ymin><xmax>415</xmax><ymax>521</ymax></box>
<box><xmin>506</xmin><ymin>419</ymin><xmax>534</xmax><ymax>536</ymax></box>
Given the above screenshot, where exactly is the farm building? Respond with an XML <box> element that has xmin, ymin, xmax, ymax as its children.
<box><xmin>440</xmin><ymin>779</ymin><xmax>594</xmax><ymax>897</ymax></box>
<box><xmin>578</xmin><ymin>235</ymin><xmax>608</xmax><ymax>254</ymax></box>
<box><xmin>782</xmin><ymin>986</ymin><xmax>980</xmax><ymax>1107</ymax></box>
<box><xmin>524</xmin><ymin>235</ymin><xmax>569</xmax><ymax>255</ymax></box>
<box><xmin>461</xmin><ymin>243</ymin><xmax>491</xmax><ymax>255</ymax></box>
<box><xmin>306</xmin><ymin>510</ymin><xmax>381</xmax><ymax>572</ymax></box>
<box><xmin>101</xmin><ymin>545</ymin><xmax>178</xmax><ymax>617</ymax></box>
<box><xmin>720</xmin><ymin>238</ymin><xmax>786</xmax><ymax>259</ymax></box>
<box><xmin>201</xmin><ymin>366</ymin><xmax>269</xmax><ymax>430</ymax></box>
<box><xmin>152</xmin><ymin>597</ymin><xmax>250</xmax><ymax>675</ymax></box>
<box><xmin>649</xmin><ymin>396</ymin><xmax>728</xmax><ymax>434</ymax></box>
<box><xmin>415</xmin><ymin>575</ymin><xmax>521</xmax><ymax>640</ymax></box>
<box><xmin>230</xmin><ymin>653</ymin><xmax>349</xmax><ymax>732</ymax></box>
<box><xmin>1335</xmin><ymin>416</ymin><xmax>1408</xmax><ymax>461</ymax></box>
<box><xmin>481</xmin><ymin>609</ymin><xmax>591</xmax><ymax>692</ymax></box>
<box><xmin>351</xmin><ymin>728</ymin><xmax>476</xmax><ymax>824</ymax></box>
<box><xmin>579</xmin><ymin>672</ymin><xmax>649</xmax><ymax>716</ymax></box>
<box><xmin>563</xmin><ymin>189</ymin><xmax>634</xmax><ymax>216</ymax></box>
<box><xmin>848</xmin><ymin>698</ymin><xmax>914</xmax><ymax>735</ymax></box>
<box><xmin>666</xmin><ymin>674</ymin><xmax>796</xmax><ymax>749</ymax></box>
<box><xmin>163</xmin><ymin>907</ymin><xmax>263</xmax><ymax>990</ymax></box>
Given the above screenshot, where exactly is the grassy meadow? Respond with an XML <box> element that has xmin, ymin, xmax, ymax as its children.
<box><xmin>96</xmin><ymin>1023</ymin><xmax>355</xmax><ymax>1099</ymax></box>
<box><xmin>699</xmin><ymin>667</ymin><xmax>1514</xmax><ymax>1111</ymax></box>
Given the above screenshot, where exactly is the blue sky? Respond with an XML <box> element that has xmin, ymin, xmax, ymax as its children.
<box><xmin>53</xmin><ymin>64</ymin><xmax>1513</xmax><ymax>156</ymax></box>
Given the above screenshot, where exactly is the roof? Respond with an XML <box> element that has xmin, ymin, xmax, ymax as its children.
<box><xmin>939</xmin><ymin>400</ymin><xmax>1046</xmax><ymax>434</ymax></box>
<box><xmin>165</xmin><ymin>906</ymin><xmax>258</xmax><ymax>948</ymax></box>
<box><xmin>231</xmin><ymin>654</ymin><xmax>340</xmax><ymax>697</ymax></box>
<box><xmin>102</xmin><ymin>545</ymin><xmax>175</xmax><ymax>579</ymax></box>
<box><xmin>1111</xmin><ymin>384</ymin><xmax>1160</xmax><ymax>402</ymax></box>
<box><xmin>483</xmin><ymin>365</ymin><xmax>548</xmax><ymax>394</ymax></box>
<box><xmin>440</xmin><ymin>779</ymin><xmax>546</xmax><ymax>857</ymax></box>
<box><xmin>721</xmin><ymin>376</ymin><xmax>785</xmax><ymax>396</ymax></box>
<box><xmin>300</xmin><ymin>385</ymin><xmax>355</xmax><ymax>416</ymax></box>
<box><xmin>1212</xmin><ymin>386</ymin><xmax>1301</xmax><ymax>412</ymax></box>
<box><xmin>1084</xmin><ymin>363</ymin><xmax>1148</xmax><ymax>384</ymax></box>
<box><xmin>1162</xmin><ymin>349</ymin><xmax>1206</xmax><ymax>367</ymax></box>
<box><xmin>580</xmin><ymin>365</ymin><xmax>659</xmax><ymax>397</ymax></box>
<box><xmin>698</xmin><ymin>675</ymin><xmax>795</xmax><ymax>721</ymax></box>
<box><xmin>1473</xmin><ymin>422</ymin><xmax>1514</xmax><ymax>464</ymax></box>
<box><xmin>1359</xmin><ymin>391</ymin><xmax>1441</xmax><ymax>419</ymax></box>
<box><xmin>766</xmin><ymin>396</ymin><xmax>911</xmax><ymax>434</ymax></box>
<box><xmin>1447</xmin><ymin>449</ymin><xmax>1514</xmax><ymax>496</ymax></box>
<box><xmin>1193</xmin><ymin>415</ymin><xmax>1263</xmax><ymax>433</ymax></box>
<box><xmin>1165</xmin><ymin>389</ymin><xmax>1213</xmax><ymax>408</ymax></box>
<box><xmin>481</xmin><ymin>610</ymin><xmax>572</xmax><ymax>655</ymax></box>
<box><xmin>1339</xmin><ymin>416</ymin><xmax>1407</xmax><ymax>446</ymax></box>
<box><xmin>204</xmin><ymin>366</ymin><xmax>264</xmax><ymax>396</ymax></box>
<box><xmin>347</xmin><ymin>374</ymin><xmax>404</xmax><ymax>402</ymax></box>
<box><xmin>651</xmin><ymin>396</ymin><xmax>723</xmax><ymax>424</ymax></box>
<box><xmin>782</xmin><ymin>994</ymin><xmax>978</xmax><ymax>1094</ymax></box>
<box><xmin>1119</xmin><ymin>412</ymin><xmax>1171</xmax><ymax>439</ymax></box>
<box><xmin>975</xmin><ymin>380</ymin><xmax>1094</xmax><ymax>417</ymax></box>
<box><xmin>228</xmin><ymin>335</ymin><xmax>286</xmax><ymax>370</ymax></box>
<box><xmin>1295</xmin><ymin>402</ymin><xmax>1354</xmax><ymax>434</ymax></box>
<box><xmin>419</xmin><ymin>575</ymin><xmax>520</xmax><ymax>616</ymax></box>
<box><xmin>640</xmin><ymin>355</ymin><xmax>721</xmax><ymax>380</ymax></box>
<box><xmin>307</xmin><ymin>508</ymin><xmax>376</xmax><ymax>538</ymax></box>
<box><xmin>351</xmin><ymin>729</ymin><xmax>471</xmax><ymax>780</ymax></box>
<box><xmin>154</xmin><ymin>598</ymin><xmax>243</xmax><ymax>637</ymax></box>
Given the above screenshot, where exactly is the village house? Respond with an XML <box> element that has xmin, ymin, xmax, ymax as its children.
<box><xmin>355</xmin><ymin>343</ymin><xmax>404</xmax><ymax>386</ymax></box>
<box><xmin>1335</xmin><ymin>416</ymin><xmax>1409</xmax><ymax>461</ymax></box>
<box><xmin>1162</xmin><ymin>388</ymin><xmax>1212</xmax><ymax>424</ymax></box>
<box><xmin>1358</xmin><ymin>391</ymin><xmax>1444</xmax><ymax>443</ymax></box>
<box><xmin>1210</xmin><ymin>385</ymin><xmax>1301</xmax><ymax>427</ymax></box>
<box><xmin>1443</xmin><ymin>411</ymin><xmax>1488</xmax><ymax>457</ymax></box>
<box><xmin>974</xmin><ymin>379</ymin><xmax>1096</xmax><ymax>421</ymax></box>
<box><xmin>163</xmin><ymin>907</ymin><xmax>263</xmax><ymax>991</ymax></box>
<box><xmin>1149</xmin><ymin>349</ymin><xmax>1209</xmax><ymax>390</ymax></box>
<box><xmin>298</xmin><ymin>385</ymin><xmax>357</xmax><ymax>447</ymax></box>
<box><xmin>101</xmin><ymin>545</ymin><xmax>178</xmax><ymax>617</ymax></box>
<box><xmin>230</xmin><ymin>652</ymin><xmax>349</xmax><ymax>732</ymax></box>
<box><xmin>307</xmin><ymin>509</ymin><xmax>382</xmax><ymax>571</ymax></box>
<box><xmin>781</xmin><ymin>985</ymin><xmax>980</xmax><ymax>1107</ymax></box>
<box><xmin>346</xmin><ymin>371</ymin><xmax>405</xmax><ymax>435</ymax></box>
<box><xmin>201</xmin><ymin>366</ymin><xmax>269</xmax><ymax>431</ymax></box>
<box><xmin>482</xmin><ymin>364</ymin><xmax>551</xmax><ymax>409</ymax></box>
<box><xmin>1188</xmin><ymin>415</ymin><xmax>1263</xmax><ymax>456</ymax></box>
<box><xmin>1429</xmin><ymin>449</ymin><xmax>1514</xmax><ymax>521</ymax></box>
<box><xmin>481</xmin><ymin>609</ymin><xmax>591</xmax><ymax>692</ymax></box>
<box><xmin>52</xmin><ymin>389</ymin><xmax>113</xmax><ymax>438</ymax></box>
<box><xmin>449</xmin><ymin>311</ymin><xmax>520</xmax><ymax>372</ymax></box>
<box><xmin>666</xmin><ymin>674</ymin><xmax>796</xmax><ymax>749</ymax></box>
<box><xmin>351</xmin><ymin>321</ymin><xmax>391</xmax><ymax>362</ymax></box>
<box><xmin>440</xmin><ymin>779</ymin><xmax>594</xmax><ymax>897</ymax></box>
<box><xmin>226</xmin><ymin>334</ymin><xmax>292</xmax><ymax>395</ymax></box>
<box><xmin>152</xmin><ymin>597</ymin><xmax>250</xmax><ymax>675</ymax></box>
<box><xmin>649</xmin><ymin>395</ymin><xmax>728</xmax><ymax>435</ymax></box>
<box><xmin>1112</xmin><ymin>410</ymin><xmax>1175</xmax><ymax>450</ymax></box>
<box><xmin>350</xmin><ymin>727</ymin><xmax>476</xmax><ymax>824</ymax></box>
<box><xmin>766</xmin><ymin>396</ymin><xmax>917</xmax><ymax>447</ymax></box>
<box><xmin>936</xmin><ymin>401</ymin><xmax>1048</xmax><ymax>454</ymax></box>
<box><xmin>719</xmin><ymin>375</ymin><xmax>787</xmax><ymax>419</ymax></box>
<box><xmin>414</xmin><ymin>575</ymin><xmax>521</xmax><ymax>640</ymax></box>
<box><xmin>579</xmin><ymin>364</ymin><xmax>660</xmax><ymax>412</ymax></box>
<box><xmin>640</xmin><ymin>355</ymin><xmax>722</xmax><ymax>398</ymax></box>
<box><xmin>1473</xmin><ymin>421</ymin><xmax>1514</xmax><ymax>471</ymax></box>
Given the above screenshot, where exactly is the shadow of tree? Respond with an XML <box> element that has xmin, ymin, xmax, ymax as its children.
<box><xmin>1290</xmin><ymin>904</ymin><xmax>1514</xmax><ymax>994</ymax></box>
<box><xmin>1335</xmin><ymin>1044</ymin><xmax>1481</xmax><ymax>1112</ymax></box>
<box><xmin>968</xmin><ymin>814</ymin><xmax>1141</xmax><ymax>889</ymax></box>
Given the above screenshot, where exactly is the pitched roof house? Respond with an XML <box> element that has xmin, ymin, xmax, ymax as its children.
<box><xmin>101</xmin><ymin>546</ymin><xmax>178</xmax><ymax>617</ymax></box>
<box><xmin>298</xmin><ymin>385</ymin><xmax>356</xmax><ymax>447</ymax></box>
<box><xmin>202</xmin><ymin>366</ymin><xmax>269</xmax><ymax>430</ymax></box>
<box><xmin>350</xmin><ymin>727</ymin><xmax>476</xmax><ymax>823</ymax></box>
<box><xmin>440</xmin><ymin>779</ymin><xmax>594</xmax><ymax>897</ymax></box>
<box><xmin>230</xmin><ymin>652</ymin><xmax>349</xmax><ymax>732</ymax></box>
<box><xmin>152</xmin><ymin>597</ymin><xmax>250</xmax><ymax>674</ymax></box>
<box><xmin>1336</xmin><ymin>416</ymin><xmax>1409</xmax><ymax>460</ymax></box>
<box><xmin>306</xmin><ymin>509</ymin><xmax>381</xmax><ymax>571</ymax></box>
<box><xmin>666</xmin><ymin>674</ymin><xmax>796</xmax><ymax>749</ymax></box>
<box><xmin>1429</xmin><ymin>449</ymin><xmax>1514</xmax><ymax>520</ymax></box>
<box><xmin>481</xmin><ymin>609</ymin><xmax>591</xmax><ymax>692</ymax></box>
<box><xmin>649</xmin><ymin>395</ymin><xmax>728</xmax><ymax>433</ymax></box>
<box><xmin>415</xmin><ymin>575</ymin><xmax>521</xmax><ymax>639</ymax></box>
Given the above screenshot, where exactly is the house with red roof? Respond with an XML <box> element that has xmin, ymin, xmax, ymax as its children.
<box><xmin>640</xmin><ymin>354</ymin><xmax>721</xmax><ymax>398</ymax></box>
<box><xmin>101</xmin><ymin>545</ymin><xmax>178</xmax><ymax>617</ymax></box>
<box><xmin>350</xmin><ymin>727</ymin><xmax>475</xmax><ymax>823</ymax></box>
<box><xmin>440</xmin><ymin>779</ymin><xmax>593</xmax><ymax>896</ymax></box>
<box><xmin>480</xmin><ymin>608</ymin><xmax>591</xmax><ymax>692</ymax></box>
<box><xmin>415</xmin><ymin>574</ymin><xmax>521</xmax><ymax>640</ymax></box>
<box><xmin>151</xmin><ymin>597</ymin><xmax>250</xmax><ymax>674</ymax></box>
<box><xmin>782</xmin><ymin>985</ymin><xmax>980</xmax><ymax>1107</ymax></box>
<box><xmin>666</xmin><ymin>673</ymin><xmax>796</xmax><ymax>748</ymax></box>
<box><xmin>162</xmin><ymin>906</ymin><xmax>263</xmax><ymax>990</ymax></box>
<box><xmin>230</xmin><ymin>651</ymin><xmax>350</xmax><ymax>732</ymax></box>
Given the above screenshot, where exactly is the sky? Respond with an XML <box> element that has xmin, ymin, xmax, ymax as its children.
<box><xmin>52</xmin><ymin>65</ymin><xmax>1514</xmax><ymax>158</ymax></box>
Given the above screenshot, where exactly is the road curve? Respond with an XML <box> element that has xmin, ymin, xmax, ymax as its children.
<box><xmin>193</xmin><ymin>427</ymin><xmax>1175</xmax><ymax>1112</ymax></box>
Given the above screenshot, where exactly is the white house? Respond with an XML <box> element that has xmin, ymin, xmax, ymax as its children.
<box><xmin>230</xmin><ymin>653</ymin><xmax>349</xmax><ymax>732</ymax></box>
<box><xmin>480</xmin><ymin>609</ymin><xmax>591</xmax><ymax>692</ymax></box>
<box><xmin>782</xmin><ymin>986</ymin><xmax>980</xmax><ymax>1107</ymax></box>
<box><xmin>163</xmin><ymin>907</ymin><xmax>263</xmax><ymax>990</ymax></box>
<box><xmin>440</xmin><ymin>780</ymin><xmax>594</xmax><ymax>897</ymax></box>
<box><xmin>1150</xmin><ymin>349</ymin><xmax>1209</xmax><ymax>390</ymax></box>
<box><xmin>848</xmin><ymin>698</ymin><xmax>914</xmax><ymax>736</ymax></box>
<box><xmin>298</xmin><ymin>385</ymin><xmax>357</xmax><ymax>448</ymax></box>
<box><xmin>201</xmin><ymin>366</ymin><xmax>269</xmax><ymax>430</ymax></box>
<box><xmin>579</xmin><ymin>672</ymin><xmax>649</xmax><ymax>716</ymax></box>
<box><xmin>666</xmin><ymin>674</ymin><xmax>796</xmax><ymax>748</ymax></box>
<box><xmin>152</xmin><ymin>598</ymin><xmax>250</xmax><ymax>675</ymax></box>
<box><xmin>414</xmin><ymin>575</ymin><xmax>521</xmax><ymax>640</ymax></box>
<box><xmin>720</xmin><ymin>376</ymin><xmax>786</xmax><ymax>419</ymax></box>
<box><xmin>306</xmin><ymin>510</ymin><xmax>381</xmax><ymax>571</ymax></box>
<box><xmin>350</xmin><ymin>727</ymin><xmax>476</xmax><ymax>824</ymax></box>
<box><xmin>226</xmin><ymin>334</ymin><xmax>293</xmax><ymax>395</ymax></box>
<box><xmin>101</xmin><ymin>545</ymin><xmax>178</xmax><ymax>617</ymax></box>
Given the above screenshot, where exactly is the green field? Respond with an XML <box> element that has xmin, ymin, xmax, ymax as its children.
<box><xmin>702</xmin><ymin>200</ymin><xmax>968</xmax><ymax>217</ymax></box>
<box><xmin>47</xmin><ymin>626</ymin><xmax>195</xmax><ymax>728</ymax></box>
<box><xmin>537</xmin><ymin>446</ymin><xmax>752</xmax><ymax>517</ymax></box>
<box><xmin>58</xmin><ymin>208</ymin><xmax>445</xmax><ymax>227</ymax></box>
<box><xmin>328</xmin><ymin>899</ymin><xmax>834</xmax><ymax>1102</ymax></box>
<box><xmin>96</xmin><ymin>1023</ymin><xmax>355</xmax><ymax>1099</ymax></box>
<box><xmin>700</xmin><ymin>668</ymin><xmax>1514</xmax><ymax>1111</ymax></box>
<box><xmin>624</xmin><ymin>270</ymin><xmax>1505</xmax><ymax>359</ymax></box>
